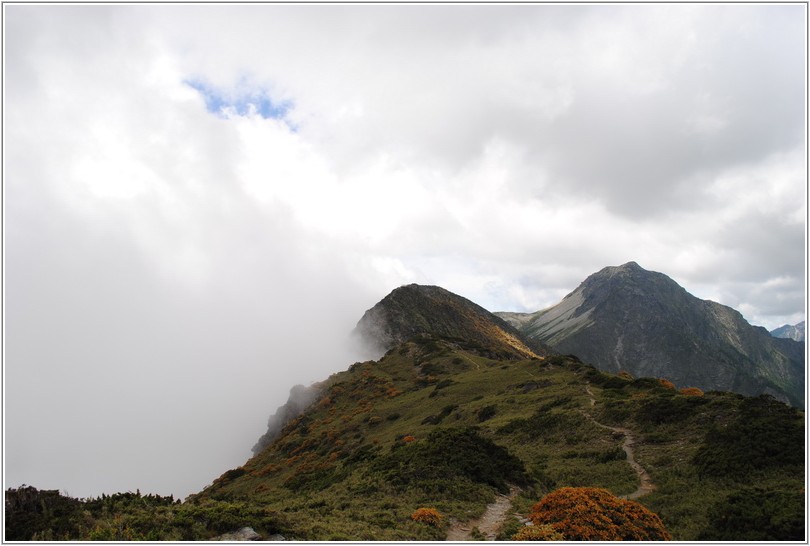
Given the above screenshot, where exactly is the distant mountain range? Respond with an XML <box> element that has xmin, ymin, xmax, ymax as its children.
<box><xmin>771</xmin><ymin>321</ymin><xmax>805</xmax><ymax>342</ymax></box>
<box><xmin>349</xmin><ymin>262</ymin><xmax>803</xmax><ymax>406</ymax></box>
<box><xmin>496</xmin><ymin>262</ymin><xmax>804</xmax><ymax>407</ymax></box>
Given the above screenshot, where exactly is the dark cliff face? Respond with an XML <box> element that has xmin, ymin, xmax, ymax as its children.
<box><xmin>501</xmin><ymin>262</ymin><xmax>804</xmax><ymax>406</ymax></box>
<box><xmin>353</xmin><ymin>284</ymin><xmax>553</xmax><ymax>360</ymax></box>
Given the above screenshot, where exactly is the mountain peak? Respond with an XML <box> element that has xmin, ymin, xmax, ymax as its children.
<box><xmin>353</xmin><ymin>284</ymin><xmax>551</xmax><ymax>360</ymax></box>
<box><xmin>578</xmin><ymin>262</ymin><xmax>686</xmax><ymax>306</ymax></box>
<box><xmin>771</xmin><ymin>321</ymin><xmax>805</xmax><ymax>342</ymax></box>
<box><xmin>590</xmin><ymin>261</ymin><xmax>657</xmax><ymax>280</ymax></box>
<box><xmin>497</xmin><ymin>263</ymin><xmax>804</xmax><ymax>406</ymax></box>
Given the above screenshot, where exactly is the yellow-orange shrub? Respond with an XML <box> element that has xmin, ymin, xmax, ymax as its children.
<box><xmin>402</xmin><ymin>435</ymin><xmax>416</xmax><ymax>443</ymax></box>
<box><xmin>512</xmin><ymin>524</ymin><xmax>564</xmax><ymax>541</ymax></box>
<box><xmin>527</xmin><ymin>487</ymin><xmax>671</xmax><ymax>541</ymax></box>
<box><xmin>618</xmin><ymin>370</ymin><xmax>634</xmax><ymax>380</ymax></box>
<box><xmin>679</xmin><ymin>387</ymin><xmax>704</xmax><ymax>396</ymax></box>
<box><xmin>411</xmin><ymin>507</ymin><xmax>443</xmax><ymax>526</ymax></box>
<box><xmin>659</xmin><ymin>378</ymin><xmax>676</xmax><ymax>390</ymax></box>
<box><xmin>256</xmin><ymin>463</ymin><xmax>280</xmax><ymax>477</ymax></box>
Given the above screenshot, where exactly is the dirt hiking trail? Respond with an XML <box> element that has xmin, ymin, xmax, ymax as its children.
<box><xmin>446</xmin><ymin>384</ymin><xmax>656</xmax><ymax>541</ymax></box>
<box><xmin>446</xmin><ymin>485</ymin><xmax>520</xmax><ymax>541</ymax></box>
<box><xmin>583</xmin><ymin>385</ymin><xmax>655</xmax><ymax>499</ymax></box>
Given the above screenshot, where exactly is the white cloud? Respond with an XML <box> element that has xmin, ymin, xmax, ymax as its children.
<box><xmin>4</xmin><ymin>3</ymin><xmax>805</xmax><ymax>499</ymax></box>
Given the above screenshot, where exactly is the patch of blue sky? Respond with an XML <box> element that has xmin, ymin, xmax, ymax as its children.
<box><xmin>185</xmin><ymin>78</ymin><xmax>293</xmax><ymax>122</ymax></box>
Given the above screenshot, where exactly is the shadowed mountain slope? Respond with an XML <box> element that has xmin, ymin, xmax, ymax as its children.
<box><xmin>353</xmin><ymin>284</ymin><xmax>553</xmax><ymax>360</ymax></box>
<box><xmin>497</xmin><ymin>262</ymin><xmax>804</xmax><ymax>406</ymax></box>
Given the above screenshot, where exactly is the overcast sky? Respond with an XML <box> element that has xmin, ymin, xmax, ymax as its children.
<box><xmin>4</xmin><ymin>4</ymin><xmax>806</xmax><ymax>500</ymax></box>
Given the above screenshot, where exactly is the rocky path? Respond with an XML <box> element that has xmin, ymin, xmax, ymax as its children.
<box><xmin>446</xmin><ymin>485</ymin><xmax>520</xmax><ymax>541</ymax></box>
<box><xmin>582</xmin><ymin>385</ymin><xmax>655</xmax><ymax>499</ymax></box>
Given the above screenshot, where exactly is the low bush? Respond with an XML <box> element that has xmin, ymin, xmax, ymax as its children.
<box><xmin>693</xmin><ymin>395</ymin><xmax>803</xmax><ymax>479</ymax></box>
<box><xmin>410</xmin><ymin>507</ymin><xmax>443</xmax><ymax>526</ymax></box>
<box><xmin>496</xmin><ymin>402</ymin><xmax>577</xmax><ymax>439</ymax></box>
<box><xmin>658</xmin><ymin>378</ymin><xmax>676</xmax><ymax>390</ymax></box>
<box><xmin>636</xmin><ymin>394</ymin><xmax>706</xmax><ymax>425</ymax></box>
<box><xmin>698</xmin><ymin>487</ymin><xmax>804</xmax><ymax>541</ymax></box>
<box><xmin>372</xmin><ymin>427</ymin><xmax>529</xmax><ymax>497</ymax></box>
<box><xmin>477</xmin><ymin>405</ymin><xmax>497</xmax><ymax>422</ymax></box>
<box><xmin>422</xmin><ymin>404</ymin><xmax>458</xmax><ymax>425</ymax></box>
<box><xmin>526</xmin><ymin>487</ymin><xmax>671</xmax><ymax>541</ymax></box>
<box><xmin>512</xmin><ymin>523</ymin><xmax>564</xmax><ymax>541</ymax></box>
<box><xmin>679</xmin><ymin>387</ymin><xmax>704</xmax><ymax>396</ymax></box>
<box><xmin>3</xmin><ymin>487</ymin><xmax>288</xmax><ymax>541</ymax></box>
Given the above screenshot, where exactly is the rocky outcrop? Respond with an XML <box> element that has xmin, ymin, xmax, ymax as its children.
<box><xmin>213</xmin><ymin>527</ymin><xmax>262</xmax><ymax>541</ymax></box>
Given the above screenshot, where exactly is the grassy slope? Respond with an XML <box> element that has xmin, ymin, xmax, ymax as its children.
<box><xmin>8</xmin><ymin>334</ymin><xmax>801</xmax><ymax>540</ymax></box>
<box><xmin>192</xmin><ymin>334</ymin><xmax>804</xmax><ymax>541</ymax></box>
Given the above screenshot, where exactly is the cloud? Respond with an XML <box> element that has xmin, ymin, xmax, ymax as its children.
<box><xmin>4</xmin><ymin>4</ymin><xmax>805</xmax><ymax>499</ymax></box>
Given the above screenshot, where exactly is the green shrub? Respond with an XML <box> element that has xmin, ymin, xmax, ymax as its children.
<box><xmin>561</xmin><ymin>448</ymin><xmax>625</xmax><ymax>463</ymax></box>
<box><xmin>693</xmin><ymin>395</ymin><xmax>803</xmax><ymax>479</ymax></box>
<box><xmin>372</xmin><ymin>427</ymin><xmax>529</xmax><ymax>496</ymax></box>
<box><xmin>222</xmin><ymin>468</ymin><xmax>247</xmax><ymax>481</ymax></box>
<box><xmin>283</xmin><ymin>465</ymin><xmax>350</xmax><ymax>492</ymax></box>
<box><xmin>495</xmin><ymin>516</ymin><xmax>525</xmax><ymax>540</ymax></box>
<box><xmin>496</xmin><ymin>399</ymin><xmax>576</xmax><ymax>438</ymax></box>
<box><xmin>698</xmin><ymin>487</ymin><xmax>804</xmax><ymax>541</ymax></box>
<box><xmin>4</xmin><ymin>486</ymin><xmax>84</xmax><ymax>540</ymax></box>
<box><xmin>636</xmin><ymin>395</ymin><xmax>706</xmax><ymax>425</ymax></box>
<box><xmin>591</xmin><ymin>374</ymin><xmax>631</xmax><ymax>390</ymax></box>
<box><xmin>428</xmin><ymin>378</ymin><xmax>455</xmax><ymax>397</ymax></box>
<box><xmin>477</xmin><ymin>405</ymin><xmax>497</xmax><ymax>422</ymax></box>
<box><xmin>421</xmin><ymin>404</ymin><xmax>458</xmax><ymax>425</ymax></box>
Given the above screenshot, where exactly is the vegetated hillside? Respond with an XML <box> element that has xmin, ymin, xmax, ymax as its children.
<box><xmin>498</xmin><ymin>262</ymin><xmax>805</xmax><ymax>407</ymax></box>
<box><xmin>253</xmin><ymin>384</ymin><xmax>321</xmax><ymax>455</ymax></box>
<box><xmin>6</xmin><ymin>335</ymin><xmax>804</xmax><ymax>541</ymax></box>
<box><xmin>187</xmin><ymin>334</ymin><xmax>803</xmax><ymax>541</ymax></box>
<box><xmin>771</xmin><ymin>320</ymin><xmax>806</xmax><ymax>342</ymax></box>
<box><xmin>353</xmin><ymin>284</ymin><xmax>553</xmax><ymax>360</ymax></box>
<box><xmin>252</xmin><ymin>283</ymin><xmax>555</xmax><ymax>459</ymax></box>
<box><xmin>6</xmin><ymin>282</ymin><xmax>805</xmax><ymax>541</ymax></box>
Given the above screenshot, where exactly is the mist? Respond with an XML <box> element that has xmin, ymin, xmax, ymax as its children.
<box><xmin>4</xmin><ymin>4</ymin><xmax>804</xmax><ymax>500</ymax></box>
<box><xmin>5</xmin><ymin>168</ymin><xmax>388</xmax><ymax>499</ymax></box>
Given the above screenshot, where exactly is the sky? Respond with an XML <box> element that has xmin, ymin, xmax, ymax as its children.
<box><xmin>4</xmin><ymin>4</ymin><xmax>806</xmax><ymax>500</ymax></box>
